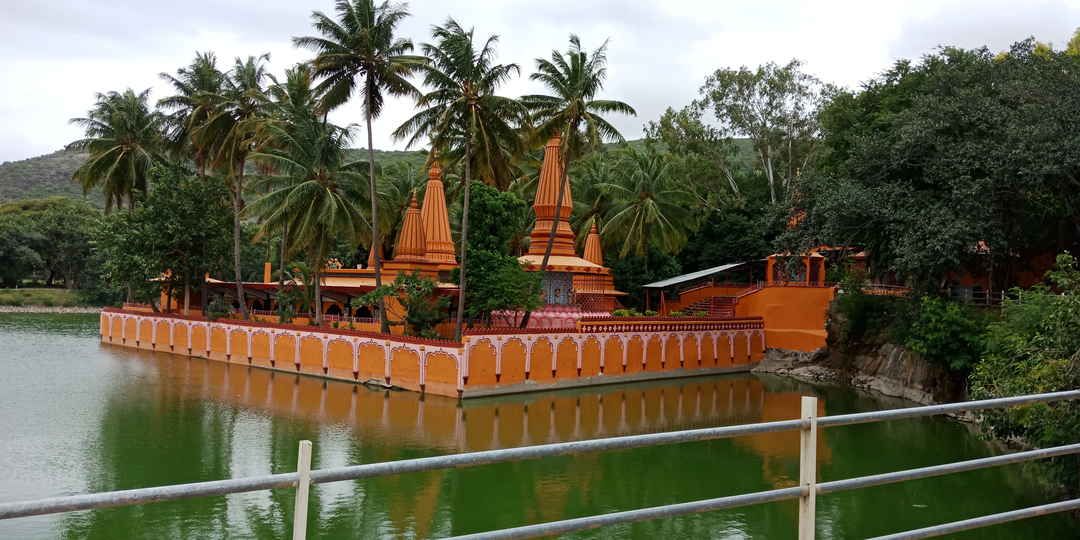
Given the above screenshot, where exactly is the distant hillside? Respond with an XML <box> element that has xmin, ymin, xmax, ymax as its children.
<box><xmin>0</xmin><ymin>140</ymin><xmax>754</xmax><ymax>205</ymax></box>
<box><xmin>0</xmin><ymin>149</ymin><xmax>103</xmax><ymax>206</ymax></box>
<box><xmin>0</xmin><ymin>148</ymin><xmax>429</xmax><ymax>206</ymax></box>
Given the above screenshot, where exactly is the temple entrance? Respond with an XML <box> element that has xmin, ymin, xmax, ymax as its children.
<box><xmin>541</xmin><ymin>272</ymin><xmax>573</xmax><ymax>305</ymax></box>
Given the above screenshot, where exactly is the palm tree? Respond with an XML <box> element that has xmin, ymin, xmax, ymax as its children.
<box><xmin>520</xmin><ymin>34</ymin><xmax>635</xmax><ymax>325</ymax></box>
<box><xmin>599</xmin><ymin>146</ymin><xmax>693</xmax><ymax>258</ymax></box>
<box><xmin>392</xmin><ymin>18</ymin><xmax>527</xmax><ymax>340</ymax></box>
<box><xmin>195</xmin><ymin>54</ymin><xmax>273</xmax><ymax>318</ymax></box>
<box><xmin>294</xmin><ymin>0</ymin><xmax>425</xmax><ymax>333</ymax></box>
<box><xmin>248</xmin><ymin>104</ymin><xmax>366</xmax><ymax>326</ymax></box>
<box><xmin>69</xmin><ymin>89</ymin><xmax>164</xmax><ymax>211</ymax></box>
<box><xmin>158</xmin><ymin>52</ymin><xmax>226</xmax><ymax>175</ymax></box>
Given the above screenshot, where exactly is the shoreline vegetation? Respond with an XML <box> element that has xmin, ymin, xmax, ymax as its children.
<box><xmin>0</xmin><ymin>305</ymin><xmax>101</xmax><ymax>313</ymax></box>
<box><xmin>0</xmin><ymin>288</ymin><xmax>99</xmax><ymax>309</ymax></box>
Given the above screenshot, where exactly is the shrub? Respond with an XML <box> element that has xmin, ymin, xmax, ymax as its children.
<box><xmin>904</xmin><ymin>296</ymin><xmax>986</xmax><ymax>372</ymax></box>
<box><xmin>669</xmin><ymin>310</ymin><xmax>686</xmax><ymax>317</ymax></box>
<box><xmin>611</xmin><ymin>308</ymin><xmax>642</xmax><ymax>317</ymax></box>
<box><xmin>971</xmin><ymin>254</ymin><xmax>1080</xmax><ymax>491</ymax></box>
<box><xmin>205</xmin><ymin>297</ymin><xmax>230</xmax><ymax>321</ymax></box>
<box><xmin>643</xmin><ymin>310</ymin><xmax>658</xmax><ymax>316</ymax></box>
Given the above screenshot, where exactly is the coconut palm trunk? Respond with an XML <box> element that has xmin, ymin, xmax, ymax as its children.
<box><xmin>231</xmin><ymin>169</ymin><xmax>248</xmax><ymax>319</ymax></box>
<box><xmin>454</xmin><ymin>134</ymin><xmax>472</xmax><ymax>341</ymax></box>
<box><xmin>366</xmin><ymin>96</ymin><xmax>388</xmax><ymax>334</ymax></box>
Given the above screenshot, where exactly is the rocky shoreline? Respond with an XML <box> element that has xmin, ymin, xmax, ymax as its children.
<box><xmin>752</xmin><ymin>343</ymin><xmax>966</xmax><ymax>406</ymax></box>
<box><xmin>0</xmin><ymin>306</ymin><xmax>102</xmax><ymax>314</ymax></box>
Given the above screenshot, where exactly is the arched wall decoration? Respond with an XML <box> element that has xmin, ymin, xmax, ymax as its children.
<box><xmin>100</xmin><ymin>310</ymin><xmax>764</xmax><ymax>398</ymax></box>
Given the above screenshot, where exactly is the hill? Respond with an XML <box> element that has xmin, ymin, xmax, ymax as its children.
<box><xmin>0</xmin><ymin>140</ymin><xmax>755</xmax><ymax>205</ymax></box>
<box><xmin>0</xmin><ymin>148</ymin><xmax>430</xmax><ymax>207</ymax></box>
<box><xmin>0</xmin><ymin>149</ymin><xmax>103</xmax><ymax>205</ymax></box>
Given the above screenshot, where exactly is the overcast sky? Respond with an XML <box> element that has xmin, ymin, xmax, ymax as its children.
<box><xmin>2</xmin><ymin>0</ymin><xmax>1078</xmax><ymax>163</ymax></box>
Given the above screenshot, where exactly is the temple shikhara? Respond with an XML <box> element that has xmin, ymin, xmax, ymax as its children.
<box><xmin>103</xmin><ymin>134</ymin><xmax>841</xmax><ymax>399</ymax></box>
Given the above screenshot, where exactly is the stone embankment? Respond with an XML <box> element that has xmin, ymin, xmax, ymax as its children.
<box><xmin>752</xmin><ymin>343</ymin><xmax>965</xmax><ymax>405</ymax></box>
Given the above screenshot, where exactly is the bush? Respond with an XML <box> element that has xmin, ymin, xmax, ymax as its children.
<box><xmin>831</xmin><ymin>288</ymin><xmax>912</xmax><ymax>345</ymax></box>
<box><xmin>904</xmin><ymin>296</ymin><xmax>986</xmax><ymax>372</ymax></box>
<box><xmin>971</xmin><ymin>254</ymin><xmax>1080</xmax><ymax>492</ymax></box>
<box><xmin>611</xmin><ymin>308</ymin><xmax>642</xmax><ymax>317</ymax></box>
<box><xmin>205</xmin><ymin>297</ymin><xmax>230</xmax><ymax>321</ymax></box>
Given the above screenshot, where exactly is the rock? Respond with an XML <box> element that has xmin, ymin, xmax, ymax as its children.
<box><xmin>754</xmin><ymin>343</ymin><xmax>965</xmax><ymax>405</ymax></box>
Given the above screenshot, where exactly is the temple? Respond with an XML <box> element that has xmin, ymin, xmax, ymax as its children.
<box><xmin>509</xmin><ymin>136</ymin><xmax>624</xmax><ymax>327</ymax></box>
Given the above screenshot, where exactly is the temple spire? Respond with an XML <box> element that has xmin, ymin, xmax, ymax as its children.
<box><xmin>393</xmin><ymin>192</ymin><xmax>428</xmax><ymax>263</ymax></box>
<box><xmin>583</xmin><ymin>222</ymin><xmax>603</xmax><ymax>265</ymax></box>
<box><xmin>527</xmin><ymin>136</ymin><xmax>577</xmax><ymax>257</ymax></box>
<box><xmin>420</xmin><ymin>160</ymin><xmax>456</xmax><ymax>264</ymax></box>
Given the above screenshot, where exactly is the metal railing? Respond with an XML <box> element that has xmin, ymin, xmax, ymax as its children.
<box><xmin>2</xmin><ymin>390</ymin><xmax>1079</xmax><ymax>539</ymax></box>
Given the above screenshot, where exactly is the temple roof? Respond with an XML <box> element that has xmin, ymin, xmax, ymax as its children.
<box><xmin>420</xmin><ymin>160</ymin><xmax>456</xmax><ymax>264</ymax></box>
<box><xmin>583</xmin><ymin>223</ymin><xmax>603</xmax><ymax>266</ymax></box>
<box><xmin>393</xmin><ymin>192</ymin><xmax>428</xmax><ymax>263</ymax></box>
<box><xmin>527</xmin><ymin>136</ymin><xmax>577</xmax><ymax>257</ymax></box>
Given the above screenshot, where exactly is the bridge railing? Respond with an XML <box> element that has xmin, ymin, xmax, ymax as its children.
<box><xmin>2</xmin><ymin>390</ymin><xmax>1078</xmax><ymax>539</ymax></box>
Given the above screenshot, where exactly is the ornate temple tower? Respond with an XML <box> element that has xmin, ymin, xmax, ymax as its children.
<box><xmin>420</xmin><ymin>161</ymin><xmax>457</xmax><ymax>268</ymax></box>
<box><xmin>517</xmin><ymin>137</ymin><xmax>623</xmax><ymax>324</ymax></box>
<box><xmin>527</xmin><ymin>136</ymin><xmax>576</xmax><ymax>258</ymax></box>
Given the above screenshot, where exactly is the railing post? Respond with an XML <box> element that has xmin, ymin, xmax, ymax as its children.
<box><xmin>798</xmin><ymin>396</ymin><xmax>818</xmax><ymax>540</ymax></box>
<box><xmin>292</xmin><ymin>440</ymin><xmax>313</xmax><ymax>540</ymax></box>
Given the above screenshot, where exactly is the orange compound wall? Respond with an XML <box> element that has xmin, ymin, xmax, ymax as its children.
<box><xmin>100</xmin><ymin>309</ymin><xmax>767</xmax><ymax>399</ymax></box>
<box><xmin>734</xmin><ymin>286</ymin><xmax>835</xmax><ymax>352</ymax></box>
<box><xmin>460</xmin><ymin>318</ymin><xmax>766</xmax><ymax>397</ymax></box>
<box><xmin>99</xmin><ymin>309</ymin><xmax>466</xmax><ymax>398</ymax></box>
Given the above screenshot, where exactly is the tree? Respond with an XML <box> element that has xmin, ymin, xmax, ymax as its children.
<box><xmin>68</xmin><ymin>89</ymin><xmax>164</xmax><ymax>211</ymax></box>
<box><xmin>91</xmin><ymin>165</ymin><xmax>233</xmax><ymax>310</ymax></box>
<box><xmin>0</xmin><ymin>216</ymin><xmax>43</xmax><ymax>288</ymax></box>
<box><xmin>294</xmin><ymin>0</ymin><xmax>425</xmax><ymax>333</ymax></box>
<box><xmin>599</xmin><ymin>146</ymin><xmax>694</xmax><ymax>258</ymax></box>
<box><xmin>698</xmin><ymin>59</ymin><xmax>827</xmax><ymax>204</ymax></box>
<box><xmin>248</xmin><ymin>92</ymin><xmax>366</xmax><ymax>326</ymax></box>
<box><xmin>195</xmin><ymin>54</ymin><xmax>273</xmax><ymax>319</ymax></box>
<box><xmin>785</xmin><ymin>41</ymin><xmax>1080</xmax><ymax>288</ymax></box>
<box><xmin>451</xmin><ymin>182</ymin><xmax>541</xmax><ymax>325</ymax></box>
<box><xmin>139</xmin><ymin>166</ymin><xmax>233</xmax><ymax>314</ymax></box>
<box><xmin>392</xmin><ymin>19</ymin><xmax>527</xmax><ymax>340</ymax></box>
<box><xmin>158</xmin><ymin>52</ymin><xmax>226</xmax><ymax>175</ymax></box>
<box><xmin>357</xmin><ymin>271</ymin><xmax>449</xmax><ymax>337</ymax></box>
<box><xmin>522</xmin><ymin>35</ymin><xmax>636</xmax><ymax>276</ymax></box>
<box><xmin>644</xmin><ymin>105</ymin><xmax>745</xmax><ymax>203</ymax></box>
<box><xmin>0</xmin><ymin>198</ymin><xmax>100</xmax><ymax>288</ymax></box>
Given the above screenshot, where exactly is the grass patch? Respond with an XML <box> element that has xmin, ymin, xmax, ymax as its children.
<box><xmin>0</xmin><ymin>288</ymin><xmax>84</xmax><ymax>307</ymax></box>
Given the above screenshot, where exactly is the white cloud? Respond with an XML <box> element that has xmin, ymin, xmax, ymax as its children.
<box><xmin>1</xmin><ymin>0</ymin><xmax>1078</xmax><ymax>162</ymax></box>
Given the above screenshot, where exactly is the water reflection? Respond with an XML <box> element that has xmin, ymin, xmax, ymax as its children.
<box><xmin>0</xmin><ymin>314</ymin><xmax>1070</xmax><ymax>539</ymax></box>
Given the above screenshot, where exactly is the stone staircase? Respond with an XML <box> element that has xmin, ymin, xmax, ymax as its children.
<box><xmin>681</xmin><ymin>296</ymin><xmax>736</xmax><ymax>318</ymax></box>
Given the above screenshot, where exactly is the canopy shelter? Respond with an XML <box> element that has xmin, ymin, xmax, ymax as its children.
<box><xmin>641</xmin><ymin>260</ymin><xmax>766</xmax><ymax>313</ymax></box>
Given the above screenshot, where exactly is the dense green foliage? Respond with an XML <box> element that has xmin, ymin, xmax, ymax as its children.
<box><xmin>972</xmin><ymin>254</ymin><xmax>1080</xmax><ymax>489</ymax></box>
<box><xmin>904</xmin><ymin>296</ymin><xmax>987</xmax><ymax>372</ymax></box>
<box><xmin>786</xmin><ymin>40</ymin><xmax>1080</xmax><ymax>288</ymax></box>
<box><xmin>0</xmin><ymin>197</ymin><xmax>100</xmax><ymax>289</ymax></box>
<box><xmin>453</xmin><ymin>183</ymin><xmax>541</xmax><ymax>324</ymax></box>
<box><xmin>88</xmin><ymin>166</ymin><xmax>235</xmax><ymax>308</ymax></box>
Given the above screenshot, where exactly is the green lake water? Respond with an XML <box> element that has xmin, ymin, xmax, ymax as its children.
<box><xmin>0</xmin><ymin>313</ymin><xmax>1074</xmax><ymax>539</ymax></box>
